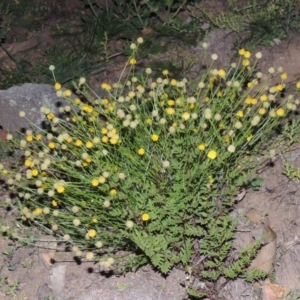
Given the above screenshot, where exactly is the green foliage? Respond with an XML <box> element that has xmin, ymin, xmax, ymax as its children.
<box><xmin>225</xmin><ymin>239</ymin><xmax>262</xmax><ymax>279</ymax></box>
<box><xmin>0</xmin><ymin>275</ymin><xmax>20</xmax><ymax>296</ymax></box>
<box><xmin>3</xmin><ymin>40</ymin><xmax>300</xmax><ymax>286</ymax></box>
<box><xmin>249</xmin><ymin>177</ymin><xmax>264</xmax><ymax>191</ymax></box>
<box><xmin>246</xmin><ymin>268</ymin><xmax>269</xmax><ymax>282</ymax></box>
<box><xmin>1</xmin><ymin>0</ymin><xmax>57</xmax><ymax>30</ymax></box>
<box><xmin>186</xmin><ymin>287</ymin><xmax>206</xmax><ymax>299</ymax></box>
<box><xmin>193</xmin><ymin>0</ymin><xmax>300</xmax><ymax>47</ymax></box>
<box><xmin>84</xmin><ymin>0</ymin><xmax>201</xmax><ymax>42</ymax></box>
<box><xmin>0</xmin><ymin>139</ymin><xmax>10</xmax><ymax>159</ymax></box>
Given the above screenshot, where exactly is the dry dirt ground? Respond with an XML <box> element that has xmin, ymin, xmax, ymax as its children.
<box><xmin>2</xmin><ymin>1</ymin><xmax>300</xmax><ymax>299</ymax></box>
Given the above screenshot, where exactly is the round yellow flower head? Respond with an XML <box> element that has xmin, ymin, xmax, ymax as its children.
<box><xmin>218</xmin><ymin>69</ymin><xmax>226</xmax><ymax>77</ymax></box>
<box><xmin>64</xmin><ymin>89</ymin><xmax>72</xmax><ymax>97</ymax></box>
<box><xmin>137</xmin><ymin>148</ymin><xmax>145</xmax><ymax>156</ymax></box>
<box><xmin>198</xmin><ymin>144</ymin><xmax>206</xmax><ymax>151</ymax></box>
<box><xmin>110</xmin><ymin>189</ymin><xmax>117</xmax><ymax>195</ymax></box>
<box><xmin>182</xmin><ymin>112</ymin><xmax>190</xmax><ymax>121</ymax></box>
<box><xmin>207</xmin><ymin>150</ymin><xmax>217</xmax><ymax>160</ymax></box>
<box><xmin>91</xmin><ymin>179</ymin><xmax>99</xmax><ymax>187</ymax></box>
<box><xmin>54</xmin><ymin>83</ymin><xmax>61</xmax><ymax>90</ymax></box>
<box><xmin>238</xmin><ymin>48</ymin><xmax>246</xmax><ymax>56</ymax></box>
<box><xmin>88</xmin><ymin>229</ymin><xmax>97</xmax><ymax>238</ymax></box>
<box><xmin>56</xmin><ymin>186</ymin><xmax>65</xmax><ymax>193</ymax></box>
<box><xmin>101</xmin><ymin>83</ymin><xmax>112</xmax><ymax>91</ymax></box>
<box><xmin>129</xmin><ymin>58</ymin><xmax>137</xmax><ymax>65</ymax></box>
<box><xmin>151</xmin><ymin>134</ymin><xmax>159</xmax><ymax>142</ymax></box>
<box><xmin>276</xmin><ymin>108</ymin><xmax>285</xmax><ymax>117</ymax></box>
<box><xmin>33</xmin><ymin>207</ymin><xmax>43</xmax><ymax>216</ymax></box>
<box><xmin>166</xmin><ymin>107</ymin><xmax>175</xmax><ymax>115</ymax></box>
<box><xmin>142</xmin><ymin>213</ymin><xmax>150</xmax><ymax>221</ymax></box>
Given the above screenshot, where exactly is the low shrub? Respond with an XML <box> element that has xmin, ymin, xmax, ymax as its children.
<box><xmin>2</xmin><ymin>38</ymin><xmax>300</xmax><ymax>297</ymax></box>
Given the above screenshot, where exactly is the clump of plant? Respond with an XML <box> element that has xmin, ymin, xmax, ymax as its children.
<box><xmin>192</xmin><ymin>0</ymin><xmax>300</xmax><ymax>47</ymax></box>
<box><xmin>84</xmin><ymin>0</ymin><xmax>201</xmax><ymax>43</ymax></box>
<box><xmin>2</xmin><ymin>38</ymin><xmax>300</xmax><ymax>297</ymax></box>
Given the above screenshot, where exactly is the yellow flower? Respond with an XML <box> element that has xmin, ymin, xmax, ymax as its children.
<box><xmin>91</xmin><ymin>179</ymin><xmax>99</xmax><ymax>186</ymax></box>
<box><xmin>274</xmin><ymin>84</ymin><xmax>283</xmax><ymax>92</ymax></box>
<box><xmin>26</xmin><ymin>135</ymin><xmax>33</xmax><ymax>142</ymax></box>
<box><xmin>207</xmin><ymin>150</ymin><xmax>217</xmax><ymax>160</ymax></box>
<box><xmin>137</xmin><ymin>148</ymin><xmax>145</xmax><ymax>155</ymax></box>
<box><xmin>54</xmin><ymin>82</ymin><xmax>61</xmax><ymax>90</ymax></box>
<box><xmin>52</xmin><ymin>200</ymin><xmax>58</xmax><ymax>207</ymax></box>
<box><xmin>276</xmin><ymin>108</ymin><xmax>285</xmax><ymax>117</ymax></box>
<box><xmin>251</xmin><ymin>98</ymin><xmax>258</xmax><ymax>105</ymax></box>
<box><xmin>258</xmin><ymin>108</ymin><xmax>266</xmax><ymax>115</ymax></box>
<box><xmin>74</xmin><ymin>98</ymin><xmax>81</xmax><ymax>104</ymax></box>
<box><xmin>236</xmin><ymin>110</ymin><xmax>244</xmax><ymax>118</ymax></box>
<box><xmin>247</xmin><ymin>134</ymin><xmax>253</xmax><ymax>142</ymax></box>
<box><xmin>32</xmin><ymin>169</ymin><xmax>38</xmax><ymax>177</ymax></box>
<box><xmin>102</xmin><ymin>136</ymin><xmax>108</xmax><ymax>143</ymax></box>
<box><xmin>162</xmin><ymin>69</ymin><xmax>169</xmax><ymax>75</ymax></box>
<box><xmin>238</xmin><ymin>48</ymin><xmax>246</xmax><ymax>56</ymax></box>
<box><xmin>247</xmin><ymin>82</ymin><xmax>253</xmax><ymax>88</ymax></box>
<box><xmin>167</xmin><ymin>99</ymin><xmax>175</xmax><ymax>106</ymax></box>
<box><xmin>48</xmin><ymin>142</ymin><xmax>55</xmax><ymax>149</ymax></box>
<box><xmin>242</xmin><ymin>59</ymin><xmax>250</xmax><ymax>67</ymax></box>
<box><xmin>75</xmin><ymin>139</ymin><xmax>82</xmax><ymax>147</ymax></box>
<box><xmin>129</xmin><ymin>58</ymin><xmax>137</xmax><ymax>65</ymax></box>
<box><xmin>109</xmin><ymin>137</ymin><xmax>118</xmax><ymax>144</ymax></box>
<box><xmin>33</xmin><ymin>207</ymin><xmax>43</xmax><ymax>216</ymax></box>
<box><xmin>296</xmin><ymin>82</ymin><xmax>300</xmax><ymax>89</ymax></box>
<box><xmin>166</xmin><ymin>107</ymin><xmax>175</xmax><ymax>115</ymax></box>
<box><xmin>128</xmin><ymin>91</ymin><xmax>135</xmax><ymax>98</ymax></box>
<box><xmin>151</xmin><ymin>134</ymin><xmax>159</xmax><ymax>142</ymax></box>
<box><xmin>64</xmin><ymin>89</ymin><xmax>72</xmax><ymax>97</ymax></box>
<box><xmin>244</xmin><ymin>51</ymin><xmax>251</xmax><ymax>58</ymax></box>
<box><xmin>170</xmin><ymin>79</ymin><xmax>177</xmax><ymax>86</ymax></box>
<box><xmin>102</xmin><ymin>98</ymin><xmax>109</xmax><ymax>105</ymax></box>
<box><xmin>82</xmin><ymin>104</ymin><xmax>93</xmax><ymax>113</ymax></box>
<box><xmin>218</xmin><ymin>69</ymin><xmax>226</xmax><ymax>77</ymax></box>
<box><xmin>198</xmin><ymin>144</ymin><xmax>206</xmax><ymax>151</ymax></box>
<box><xmin>281</xmin><ymin>72</ymin><xmax>288</xmax><ymax>80</ymax></box>
<box><xmin>142</xmin><ymin>213</ymin><xmax>150</xmax><ymax>221</ymax></box>
<box><xmin>182</xmin><ymin>112</ymin><xmax>190</xmax><ymax>121</ymax></box>
<box><xmin>86</xmin><ymin>141</ymin><xmax>94</xmax><ymax>148</ymax></box>
<box><xmin>56</xmin><ymin>186</ymin><xmax>65</xmax><ymax>193</ymax></box>
<box><xmin>260</xmin><ymin>94</ymin><xmax>268</xmax><ymax>102</ymax></box>
<box><xmin>92</xmin><ymin>218</ymin><xmax>98</xmax><ymax>223</ymax></box>
<box><xmin>24</xmin><ymin>159</ymin><xmax>32</xmax><ymax>167</ymax></box>
<box><xmin>208</xmin><ymin>175</ymin><xmax>214</xmax><ymax>184</ymax></box>
<box><xmin>110</xmin><ymin>189</ymin><xmax>117</xmax><ymax>195</ymax></box>
<box><xmin>245</xmin><ymin>97</ymin><xmax>252</xmax><ymax>105</ymax></box>
<box><xmin>36</xmin><ymin>134</ymin><xmax>42</xmax><ymax>140</ymax></box>
<box><xmin>101</xmin><ymin>83</ymin><xmax>112</xmax><ymax>91</ymax></box>
<box><xmin>47</xmin><ymin>113</ymin><xmax>54</xmax><ymax>120</ymax></box>
<box><xmin>101</xmin><ymin>128</ymin><xmax>108</xmax><ymax>135</ymax></box>
<box><xmin>88</xmin><ymin>229</ymin><xmax>96</xmax><ymax>238</ymax></box>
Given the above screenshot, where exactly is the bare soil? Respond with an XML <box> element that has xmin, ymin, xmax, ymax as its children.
<box><xmin>2</xmin><ymin>1</ymin><xmax>300</xmax><ymax>299</ymax></box>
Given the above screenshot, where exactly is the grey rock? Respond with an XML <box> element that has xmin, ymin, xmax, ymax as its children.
<box><xmin>0</xmin><ymin>83</ymin><xmax>66</xmax><ymax>133</ymax></box>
